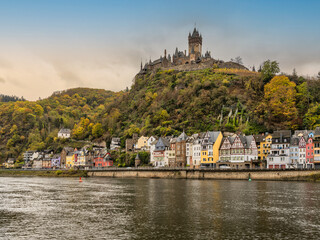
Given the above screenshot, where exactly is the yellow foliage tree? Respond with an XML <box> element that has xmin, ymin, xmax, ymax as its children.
<box><xmin>263</xmin><ymin>75</ymin><xmax>298</xmax><ymax>129</ymax></box>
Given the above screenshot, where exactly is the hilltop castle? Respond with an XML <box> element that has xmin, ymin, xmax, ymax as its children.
<box><xmin>139</xmin><ymin>28</ymin><xmax>246</xmax><ymax>74</ymax></box>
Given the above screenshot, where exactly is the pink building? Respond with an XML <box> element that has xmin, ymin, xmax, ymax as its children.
<box><xmin>94</xmin><ymin>153</ymin><xmax>113</xmax><ymax>168</ymax></box>
<box><xmin>306</xmin><ymin>137</ymin><xmax>314</xmax><ymax>169</ymax></box>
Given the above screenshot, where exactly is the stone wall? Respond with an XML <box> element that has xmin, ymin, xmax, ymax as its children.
<box><xmin>88</xmin><ymin>169</ymin><xmax>320</xmax><ymax>181</ymax></box>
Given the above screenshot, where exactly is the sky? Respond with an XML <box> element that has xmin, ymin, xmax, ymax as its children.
<box><xmin>0</xmin><ymin>0</ymin><xmax>319</xmax><ymax>100</ymax></box>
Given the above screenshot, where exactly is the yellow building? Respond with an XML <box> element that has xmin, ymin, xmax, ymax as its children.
<box><xmin>254</xmin><ymin>134</ymin><xmax>272</xmax><ymax>160</ymax></box>
<box><xmin>255</xmin><ymin>134</ymin><xmax>272</xmax><ymax>161</ymax></box>
<box><xmin>201</xmin><ymin>131</ymin><xmax>223</xmax><ymax>167</ymax></box>
<box><xmin>66</xmin><ymin>153</ymin><xmax>74</xmax><ymax>168</ymax></box>
<box><xmin>135</xmin><ymin>136</ymin><xmax>149</xmax><ymax>151</ymax></box>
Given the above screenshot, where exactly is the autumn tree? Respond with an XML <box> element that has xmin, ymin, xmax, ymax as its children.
<box><xmin>92</xmin><ymin>123</ymin><xmax>104</xmax><ymax>138</ymax></box>
<box><xmin>262</xmin><ymin>75</ymin><xmax>298</xmax><ymax>129</ymax></box>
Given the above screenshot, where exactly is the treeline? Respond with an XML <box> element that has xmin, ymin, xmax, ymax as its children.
<box><xmin>0</xmin><ymin>94</ymin><xmax>25</xmax><ymax>102</ymax></box>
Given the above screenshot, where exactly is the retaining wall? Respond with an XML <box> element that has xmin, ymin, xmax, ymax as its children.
<box><xmin>88</xmin><ymin>169</ymin><xmax>320</xmax><ymax>181</ymax></box>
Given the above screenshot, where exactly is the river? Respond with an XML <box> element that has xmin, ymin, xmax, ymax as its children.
<box><xmin>0</xmin><ymin>177</ymin><xmax>320</xmax><ymax>239</ymax></box>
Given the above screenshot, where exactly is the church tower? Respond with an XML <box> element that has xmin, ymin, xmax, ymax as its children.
<box><xmin>188</xmin><ymin>28</ymin><xmax>202</xmax><ymax>62</ymax></box>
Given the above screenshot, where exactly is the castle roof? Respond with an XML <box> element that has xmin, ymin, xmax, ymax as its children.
<box><xmin>191</xmin><ymin>28</ymin><xmax>201</xmax><ymax>38</ymax></box>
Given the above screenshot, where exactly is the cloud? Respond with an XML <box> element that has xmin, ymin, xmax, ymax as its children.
<box><xmin>0</xmin><ymin>43</ymin><xmax>141</xmax><ymax>100</ymax></box>
<box><xmin>0</xmin><ymin>22</ymin><xmax>319</xmax><ymax>101</ymax></box>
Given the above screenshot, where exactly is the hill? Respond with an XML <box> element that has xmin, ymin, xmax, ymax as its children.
<box><xmin>1</xmin><ymin>66</ymin><xmax>320</xmax><ymax>164</ymax></box>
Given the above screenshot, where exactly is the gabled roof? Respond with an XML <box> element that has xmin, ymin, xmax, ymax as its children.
<box><xmin>244</xmin><ymin>135</ymin><xmax>254</xmax><ymax>148</ymax></box>
<box><xmin>111</xmin><ymin>137</ymin><xmax>120</xmax><ymax>142</ymax></box>
<box><xmin>226</xmin><ymin>137</ymin><xmax>234</xmax><ymax>144</ymax></box>
<box><xmin>177</xmin><ymin>131</ymin><xmax>188</xmax><ymax>142</ymax></box>
<box><xmin>104</xmin><ymin>153</ymin><xmax>112</xmax><ymax>160</ymax></box>
<box><xmin>59</xmin><ymin>128</ymin><xmax>71</xmax><ymax>134</ymax></box>
<box><xmin>208</xmin><ymin>131</ymin><xmax>221</xmax><ymax>143</ymax></box>
<box><xmin>253</xmin><ymin>134</ymin><xmax>265</xmax><ymax>143</ymax></box>
<box><xmin>155</xmin><ymin>137</ymin><xmax>170</xmax><ymax>148</ymax></box>
<box><xmin>227</xmin><ymin>135</ymin><xmax>255</xmax><ymax>149</ymax></box>
<box><xmin>272</xmin><ymin>130</ymin><xmax>291</xmax><ymax>138</ymax></box>
<box><xmin>290</xmin><ymin>137</ymin><xmax>300</xmax><ymax>146</ymax></box>
<box><xmin>147</xmin><ymin>136</ymin><xmax>158</xmax><ymax>141</ymax></box>
<box><xmin>202</xmin><ymin>131</ymin><xmax>221</xmax><ymax>145</ymax></box>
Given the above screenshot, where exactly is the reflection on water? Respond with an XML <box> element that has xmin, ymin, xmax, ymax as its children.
<box><xmin>1</xmin><ymin>177</ymin><xmax>320</xmax><ymax>239</ymax></box>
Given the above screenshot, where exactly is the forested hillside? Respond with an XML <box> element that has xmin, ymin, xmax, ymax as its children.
<box><xmin>1</xmin><ymin>62</ymin><xmax>320</xmax><ymax>164</ymax></box>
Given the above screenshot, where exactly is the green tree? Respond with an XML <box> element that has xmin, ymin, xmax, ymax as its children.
<box><xmin>304</xmin><ymin>103</ymin><xmax>320</xmax><ymax>129</ymax></box>
<box><xmin>261</xmin><ymin>60</ymin><xmax>280</xmax><ymax>84</ymax></box>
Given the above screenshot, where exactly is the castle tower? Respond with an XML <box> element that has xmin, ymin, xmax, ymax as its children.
<box><xmin>188</xmin><ymin>28</ymin><xmax>202</xmax><ymax>62</ymax></box>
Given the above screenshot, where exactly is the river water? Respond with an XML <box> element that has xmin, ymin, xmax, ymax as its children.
<box><xmin>1</xmin><ymin>177</ymin><xmax>320</xmax><ymax>240</ymax></box>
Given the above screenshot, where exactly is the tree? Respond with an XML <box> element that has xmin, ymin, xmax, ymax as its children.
<box><xmin>231</xmin><ymin>56</ymin><xmax>243</xmax><ymax>65</ymax></box>
<box><xmin>261</xmin><ymin>60</ymin><xmax>280</xmax><ymax>84</ymax></box>
<box><xmin>263</xmin><ymin>75</ymin><xmax>298</xmax><ymax>129</ymax></box>
<box><xmin>304</xmin><ymin>103</ymin><xmax>320</xmax><ymax>129</ymax></box>
<box><xmin>317</xmin><ymin>72</ymin><xmax>320</xmax><ymax>80</ymax></box>
<box><xmin>92</xmin><ymin>123</ymin><xmax>104</xmax><ymax>138</ymax></box>
<box><xmin>292</xmin><ymin>68</ymin><xmax>297</xmax><ymax>77</ymax></box>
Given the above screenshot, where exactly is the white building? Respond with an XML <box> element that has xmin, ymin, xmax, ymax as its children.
<box><xmin>110</xmin><ymin>137</ymin><xmax>121</xmax><ymax>150</ymax></box>
<box><xmin>289</xmin><ymin>137</ymin><xmax>300</xmax><ymax>168</ymax></box>
<box><xmin>192</xmin><ymin>136</ymin><xmax>202</xmax><ymax>167</ymax></box>
<box><xmin>58</xmin><ymin>128</ymin><xmax>71</xmax><ymax>139</ymax></box>
<box><xmin>267</xmin><ymin>131</ymin><xmax>292</xmax><ymax>169</ymax></box>
<box><xmin>147</xmin><ymin>136</ymin><xmax>157</xmax><ymax>151</ymax></box>
<box><xmin>298</xmin><ymin>136</ymin><xmax>306</xmax><ymax>169</ymax></box>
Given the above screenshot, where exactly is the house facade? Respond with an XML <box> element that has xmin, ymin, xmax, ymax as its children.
<box><xmin>306</xmin><ymin>137</ymin><xmax>314</xmax><ymax>169</ymax></box>
<box><xmin>314</xmin><ymin>127</ymin><xmax>320</xmax><ymax>169</ymax></box>
<box><xmin>110</xmin><ymin>138</ymin><xmax>121</xmax><ymax>150</ymax></box>
<box><xmin>218</xmin><ymin>134</ymin><xmax>258</xmax><ymax>169</ymax></box>
<box><xmin>152</xmin><ymin>137</ymin><xmax>170</xmax><ymax>167</ymax></box>
<box><xmin>289</xmin><ymin>137</ymin><xmax>300</xmax><ymax>168</ymax></box>
<box><xmin>51</xmin><ymin>155</ymin><xmax>61</xmax><ymax>169</ymax></box>
<box><xmin>192</xmin><ymin>135</ymin><xmax>202</xmax><ymax>168</ymax></box>
<box><xmin>267</xmin><ymin>130</ymin><xmax>291</xmax><ymax>169</ymax></box>
<box><xmin>94</xmin><ymin>153</ymin><xmax>113</xmax><ymax>168</ymax></box>
<box><xmin>58</xmin><ymin>128</ymin><xmax>71</xmax><ymax>138</ymax></box>
<box><xmin>175</xmin><ymin>132</ymin><xmax>188</xmax><ymax>167</ymax></box>
<box><xmin>135</xmin><ymin>136</ymin><xmax>149</xmax><ymax>151</ymax></box>
<box><xmin>200</xmin><ymin>131</ymin><xmax>223</xmax><ymax>168</ymax></box>
<box><xmin>298</xmin><ymin>136</ymin><xmax>306</xmax><ymax>169</ymax></box>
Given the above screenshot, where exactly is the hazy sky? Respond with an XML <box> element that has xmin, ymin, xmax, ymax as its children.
<box><xmin>0</xmin><ymin>0</ymin><xmax>319</xmax><ymax>100</ymax></box>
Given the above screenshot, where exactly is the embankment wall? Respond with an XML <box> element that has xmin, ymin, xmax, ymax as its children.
<box><xmin>88</xmin><ymin>169</ymin><xmax>320</xmax><ymax>181</ymax></box>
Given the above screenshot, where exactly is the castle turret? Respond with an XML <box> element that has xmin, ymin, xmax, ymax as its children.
<box><xmin>188</xmin><ymin>28</ymin><xmax>202</xmax><ymax>62</ymax></box>
<box><xmin>175</xmin><ymin>47</ymin><xmax>178</xmax><ymax>56</ymax></box>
